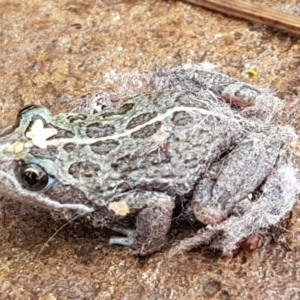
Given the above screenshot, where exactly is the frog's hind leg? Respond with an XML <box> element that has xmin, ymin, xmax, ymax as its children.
<box><xmin>169</xmin><ymin>155</ymin><xmax>299</xmax><ymax>257</ymax></box>
<box><xmin>108</xmin><ymin>191</ymin><xmax>174</xmax><ymax>255</ymax></box>
<box><xmin>191</xmin><ymin>130</ymin><xmax>285</xmax><ymax>227</ymax></box>
<box><xmin>212</xmin><ymin>156</ymin><xmax>299</xmax><ymax>255</ymax></box>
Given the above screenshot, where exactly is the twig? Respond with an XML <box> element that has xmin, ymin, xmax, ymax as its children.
<box><xmin>185</xmin><ymin>0</ymin><xmax>300</xmax><ymax>36</ymax></box>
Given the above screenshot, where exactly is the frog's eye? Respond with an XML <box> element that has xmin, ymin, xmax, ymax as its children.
<box><xmin>17</xmin><ymin>163</ymin><xmax>55</xmax><ymax>191</ymax></box>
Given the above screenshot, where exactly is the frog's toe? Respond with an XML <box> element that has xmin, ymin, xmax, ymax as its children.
<box><xmin>109</xmin><ymin>236</ymin><xmax>135</xmax><ymax>247</ymax></box>
<box><xmin>240</xmin><ymin>233</ymin><xmax>262</xmax><ymax>252</ymax></box>
<box><xmin>191</xmin><ymin>203</ymin><xmax>226</xmax><ymax>225</ymax></box>
<box><xmin>108</xmin><ymin>226</ymin><xmax>143</xmax><ymax>252</ymax></box>
<box><xmin>109</xmin><ymin>226</ymin><xmax>136</xmax><ymax>247</ymax></box>
<box><xmin>168</xmin><ymin>228</ymin><xmax>216</xmax><ymax>257</ymax></box>
<box><xmin>108</xmin><ymin>225</ymin><xmax>135</xmax><ymax>237</ymax></box>
<box><xmin>108</xmin><ymin>224</ymin><xmax>165</xmax><ymax>255</ymax></box>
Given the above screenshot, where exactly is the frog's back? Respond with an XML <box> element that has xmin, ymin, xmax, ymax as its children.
<box><xmin>40</xmin><ymin>91</ymin><xmax>247</xmax><ymax>202</ymax></box>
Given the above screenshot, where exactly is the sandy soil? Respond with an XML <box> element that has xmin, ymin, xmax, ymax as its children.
<box><xmin>1</xmin><ymin>0</ymin><xmax>300</xmax><ymax>299</ymax></box>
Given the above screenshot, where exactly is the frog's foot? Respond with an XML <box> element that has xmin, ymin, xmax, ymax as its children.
<box><xmin>109</xmin><ymin>206</ymin><xmax>173</xmax><ymax>255</ymax></box>
<box><xmin>210</xmin><ymin>156</ymin><xmax>298</xmax><ymax>255</ymax></box>
<box><xmin>109</xmin><ymin>222</ymin><xmax>167</xmax><ymax>255</ymax></box>
<box><xmin>109</xmin><ymin>226</ymin><xmax>135</xmax><ymax>247</ymax></box>
<box><xmin>108</xmin><ymin>192</ymin><xmax>174</xmax><ymax>255</ymax></box>
<box><xmin>171</xmin><ymin>155</ymin><xmax>299</xmax><ymax>256</ymax></box>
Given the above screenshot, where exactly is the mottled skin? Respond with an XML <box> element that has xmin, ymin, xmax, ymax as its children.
<box><xmin>0</xmin><ymin>72</ymin><xmax>298</xmax><ymax>255</ymax></box>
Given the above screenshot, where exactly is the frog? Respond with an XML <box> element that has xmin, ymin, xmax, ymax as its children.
<box><xmin>0</xmin><ymin>66</ymin><xmax>298</xmax><ymax>256</ymax></box>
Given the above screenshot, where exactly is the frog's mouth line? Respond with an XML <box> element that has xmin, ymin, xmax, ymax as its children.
<box><xmin>0</xmin><ymin>170</ymin><xmax>94</xmax><ymax>214</ymax></box>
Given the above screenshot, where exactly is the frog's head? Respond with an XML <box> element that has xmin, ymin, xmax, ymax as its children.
<box><xmin>0</xmin><ymin>106</ymin><xmax>94</xmax><ymax>215</ymax></box>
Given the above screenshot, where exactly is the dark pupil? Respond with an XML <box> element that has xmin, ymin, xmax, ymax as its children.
<box><xmin>19</xmin><ymin>164</ymin><xmax>49</xmax><ymax>191</ymax></box>
<box><xmin>24</xmin><ymin>170</ymin><xmax>42</xmax><ymax>187</ymax></box>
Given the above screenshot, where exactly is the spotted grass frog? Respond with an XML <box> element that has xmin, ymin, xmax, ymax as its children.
<box><xmin>0</xmin><ymin>68</ymin><xmax>298</xmax><ymax>256</ymax></box>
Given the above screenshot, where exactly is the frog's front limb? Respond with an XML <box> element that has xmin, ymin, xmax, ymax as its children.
<box><xmin>170</xmin><ymin>142</ymin><xmax>299</xmax><ymax>257</ymax></box>
<box><xmin>108</xmin><ymin>191</ymin><xmax>174</xmax><ymax>255</ymax></box>
<box><xmin>191</xmin><ymin>129</ymin><xmax>284</xmax><ymax>226</ymax></box>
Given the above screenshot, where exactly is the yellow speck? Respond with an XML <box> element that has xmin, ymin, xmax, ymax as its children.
<box><xmin>108</xmin><ymin>201</ymin><xmax>130</xmax><ymax>216</ymax></box>
<box><xmin>3</xmin><ymin>141</ymin><xmax>25</xmax><ymax>154</ymax></box>
<box><xmin>247</xmin><ymin>68</ymin><xmax>257</xmax><ymax>77</ymax></box>
<box><xmin>14</xmin><ymin>141</ymin><xmax>25</xmax><ymax>153</ymax></box>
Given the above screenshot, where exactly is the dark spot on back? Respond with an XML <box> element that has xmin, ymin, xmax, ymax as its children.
<box><xmin>69</xmin><ymin>161</ymin><xmax>101</xmax><ymax>179</ymax></box>
<box><xmin>131</xmin><ymin>121</ymin><xmax>162</xmax><ymax>138</ymax></box>
<box><xmin>126</xmin><ymin>112</ymin><xmax>157</xmax><ymax>129</ymax></box>
<box><xmin>53</xmin><ymin>128</ymin><xmax>75</xmax><ymax>138</ymax></box>
<box><xmin>118</xmin><ymin>102</ymin><xmax>135</xmax><ymax>114</ymax></box>
<box><xmin>67</xmin><ymin>114</ymin><xmax>87</xmax><ymax>123</ymax></box>
<box><xmin>114</xmin><ymin>182</ymin><xmax>132</xmax><ymax>193</ymax></box>
<box><xmin>174</xmin><ymin>93</ymin><xmax>201</xmax><ymax>107</ymax></box>
<box><xmin>100</xmin><ymin>111</ymin><xmax>115</xmax><ymax>118</ymax></box>
<box><xmin>111</xmin><ymin>148</ymin><xmax>170</xmax><ymax>172</ymax></box>
<box><xmin>86</xmin><ymin>123</ymin><xmax>115</xmax><ymax>138</ymax></box>
<box><xmin>63</xmin><ymin>143</ymin><xmax>77</xmax><ymax>153</ymax></box>
<box><xmin>111</xmin><ymin>154</ymin><xmax>136</xmax><ymax>172</ymax></box>
<box><xmin>91</xmin><ymin>139</ymin><xmax>119</xmax><ymax>155</ymax></box>
<box><xmin>150</xmin><ymin>91</ymin><xmax>174</xmax><ymax>106</ymax></box>
<box><xmin>172</xmin><ymin>111</ymin><xmax>193</xmax><ymax>125</ymax></box>
<box><xmin>31</xmin><ymin>146</ymin><xmax>58</xmax><ymax>157</ymax></box>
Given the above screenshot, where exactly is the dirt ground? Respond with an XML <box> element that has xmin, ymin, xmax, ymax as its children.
<box><xmin>1</xmin><ymin>0</ymin><xmax>300</xmax><ymax>299</ymax></box>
